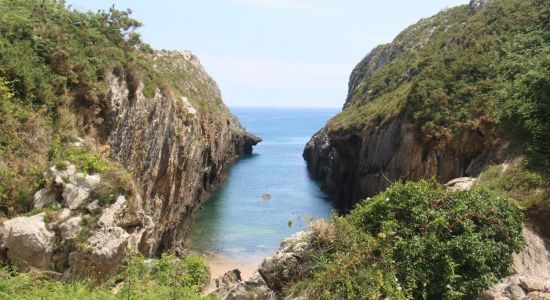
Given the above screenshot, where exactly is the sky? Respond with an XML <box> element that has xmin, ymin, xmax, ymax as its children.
<box><xmin>66</xmin><ymin>0</ymin><xmax>469</xmax><ymax>108</ymax></box>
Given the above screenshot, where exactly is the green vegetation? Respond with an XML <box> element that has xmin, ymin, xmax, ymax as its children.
<box><xmin>292</xmin><ymin>180</ymin><xmax>523</xmax><ymax>299</ymax></box>
<box><xmin>0</xmin><ymin>254</ymin><xmax>212</xmax><ymax>300</ymax></box>
<box><xmin>478</xmin><ymin>161</ymin><xmax>550</xmax><ymax>218</ymax></box>
<box><xmin>330</xmin><ymin>0</ymin><xmax>549</xmax><ymax>168</ymax></box>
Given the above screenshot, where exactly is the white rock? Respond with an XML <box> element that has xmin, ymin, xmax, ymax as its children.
<box><xmin>86</xmin><ymin>200</ymin><xmax>102</xmax><ymax>214</ymax></box>
<box><xmin>445</xmin><ymin>177</ymin><xmax>477</xmax><ymax>191</ymax></box>
<box><xmin>62</xmin><ymin>183</ymin><xmax>90</xmax><ymax>210</ymax></box>
<box><xmin>33</xmin><ymin>187</ymin><xmax>56</xmax><ymax>208</ymax></box>
<box><xmin>98</xmin><ymin>196</ymin><xmax>127</xmax><ymax>228</ymax></box>
<box><xmin>48</xmin><ymin>164</ymin><xmax>76</xmax><ymax>186</ymax></box>
<box><xmin>59</xmin><ymin>216</ymin><xmax>82</xmax><ymax>241</ymax></box>
<box><xmin>0</xmin><ymin>213</ymin><xmax>55</xmax><ymax>271</ymax></box>
<box><xmin>58</xmin><ymin>208</ymin><xmax>71</xmax><ymax>221</ymax></box>
<box><xmin>69</xmin><ymin>226</ymin><xmax>130</xmax><ymax>278</ymax></box>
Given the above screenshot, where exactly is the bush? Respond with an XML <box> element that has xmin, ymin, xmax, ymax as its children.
<box><xmin>292</xmin><ymin>180</ymin><xmax>523</xmax><ymax>299</ymax></box>
<box><xmin>0</xmin><ymin>254</ymin><xmax>212</xmax><ymax>299</ymax></box>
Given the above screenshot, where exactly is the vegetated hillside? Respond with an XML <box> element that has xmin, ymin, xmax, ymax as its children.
<box><xmin>0</xmin><ymin>0</ymin><xmax>259</xmax><ymax>285</ymax></box>
<box><xmin>304</xmin><ymin>0</ymin><xmax>549</xmax><ymax>213</ymax></box>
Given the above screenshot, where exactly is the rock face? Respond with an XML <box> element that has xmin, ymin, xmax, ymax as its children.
<box><xmin>102</xmin><ymin>51</ymin><xmax>260</xmax><ymax>255</ymax></box>
<box><xmin>0</xmin><ymin>213</ymin><xmax>56</xmax><ymax>272</ymax></box>
<box><xmin>303</xmin><ymin>2</ymin><xmax>502</xmax><ymax>211</ymax></box>
<box><xmin>482</xmin><ymin>227</ymin><xmax>550</xmax><ymax>299</ymax></box>
<box><xmin>304</xmin><ymin>120</ymin><xmax>501</xmax><ymax>210</ymax></box>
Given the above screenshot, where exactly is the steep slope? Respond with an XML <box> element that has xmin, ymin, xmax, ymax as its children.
<box><xmin>304</xmin><ymin>0</ymin><xmax>549</xmax><ymax>211</ymax></box>
<box><xmin>0</xmin><ymin>0</ymin><xmax>260</xmax><ymax>274</ymax></box>
<box><xmin>104</xmin><ymin>50</ymin><xmax>260</xmax><ymax>255</ymax></box>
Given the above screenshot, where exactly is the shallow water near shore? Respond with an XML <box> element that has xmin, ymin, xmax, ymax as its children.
<box><xmin>186</xmin><ymin>107</ymin><xmax>337</xmax><ymax>279</ymax></box>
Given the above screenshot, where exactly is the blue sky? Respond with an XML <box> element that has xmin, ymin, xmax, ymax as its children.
<box><xmin>66</xmin><ymin>0</ymin><xmax>468</xmax><ymax>108</ymax></box>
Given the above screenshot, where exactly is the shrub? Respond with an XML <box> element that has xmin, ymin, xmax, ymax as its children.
<box><xmin>0</xmin><ymin>254</ymin><xmax>212</xmax><ymax>299</ymax></box>
<box><xmin>292</xmin><ymin>180</ymin><xmax>523</xmax><ymax>299</ymax></box>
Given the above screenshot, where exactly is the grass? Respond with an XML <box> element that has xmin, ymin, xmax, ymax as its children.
<box><xmin>478</xmin><ymin>159</ymin><xmax>550</xmax><ymax>218</ymax></box>
<box><xmin>0</xmin><ymin>254</ymin><xmax>214</xmax><ymax>300</ymax></box>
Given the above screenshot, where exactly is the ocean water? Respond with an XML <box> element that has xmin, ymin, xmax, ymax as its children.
<box><xmin>186</xmin><ymin>107</ymin><xmax>338</xmax><ymax>267</ymax></box>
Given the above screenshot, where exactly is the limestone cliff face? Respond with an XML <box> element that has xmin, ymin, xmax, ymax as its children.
<box><xmin>101</xmin><ymin>50</ymin><xmax>259</xmax><ymax>255</ymax></box>
<box><xmin>304</xmin><ymin>0</ymin><xmax>501</xmax><ymax>211</ymax></box>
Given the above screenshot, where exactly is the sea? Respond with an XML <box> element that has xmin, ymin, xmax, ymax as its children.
<box><xmin>186</xmin><ymin>107</ymin><xmax>339</xmax><ymax>279</ymax></box>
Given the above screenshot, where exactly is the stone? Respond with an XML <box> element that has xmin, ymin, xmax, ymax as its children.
<box><xmin>483</xmin><ymin>227</ymin><xmax>550</xmax><ymax>298</ymax></box>
<box><xmin>58</xmin><ymin>208</ymin><xmax>71</xmax><ymax>221</ymax></box>
<box><xmin>59</xmin><ymin>216</ymin><xmax>82</xmax><ymax>241</ymax></box>
<box><xmin>214</xmin><ymin>271</ymin><xmax>274</xmax><ymax>300</ymax></box>
<box><xmin>69</xmin><ymin>226</ymin><xmax>129</xmax><ymax>279</ymax></box>
<box><xmin>62</xmin><ymin>183</ymin><xmax>90</xmax><ymax>210</ymax></box>
<box><xmin>33</xmin><ymin>187</ymin><xmax>57</xmax><ymax>208</ymax></box>
<box><xmin>98</xmin><ymin>196</ymin><xmax>126</xmax><ymax>228</ymax></box>
<box><xmin>86</xmin><ymin>200</ymin><xmax>102</xmax><ymax>214</ymax></box>
<box><xmin>526</xmin><ymin>292</ymin><xmax>550</xmax><ymax>299</ymax></box>
<box><xmin>444</xmin><ymin>177</ymin><xmax>477</xmax><ymax>191</ymax></box>
<box><xmin>520</xmin><ymin>277</ymin><xmax>548</xmax><ymax>293</ymax></box>
<box><xmin>0</xmin><ymin>213</ymin><xmax>55</xmax><ymax>271</ymax></box>
<box><xmin>469</xmin><ymin>0</ymin><xmax>491</xmax><ymax>10</ymax></box>
<box><xmin>48</xmin><ymin>164</ymin><xmax>76</xmax><ymax>186</ymax></box>
<box><xmin>506</xmin><ymin>284</ymin><xmax>527</xmax><ymax>300</ymax></box>
<box><xmin>59</xmin><ymin>172</ymin><xmax>100</xmax><ymax>210</ymax></box>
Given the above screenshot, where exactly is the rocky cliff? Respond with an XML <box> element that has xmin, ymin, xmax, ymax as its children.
<box><xmin>304</xmin><ymin>0</ymin><xmax>546</xmax><ymax>210</ymax></box>
<box><xmin>103</xmin><ymin>50</ymin><xmax>260</xmax><ymax>255</ymax></box>
<box><xmin>0</xmin><ymin>50</ymin><xmax>260</xmax><ymax>279</ymax></box>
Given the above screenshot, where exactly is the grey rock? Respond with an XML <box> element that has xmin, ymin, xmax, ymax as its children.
<box><xmin>86</xmin><ymin>200</ymin><xmax>102</xmax><ymax>214</ymax></box>
<box><xmin>61</xmin><ymin>173</ymin><xmax>101</xmax><ymax>210</ymax></box>
<box><xmin>214</xmin><ymin>271</ymin><xmax>275</xmax><ymax>300</ymax></box>
<box><xmin>506</xmin><ymin>284</ymin><xmax>527</xmax><ymax>300</ymax></box>
<box><xmin>445</xmin><ymin>177</ymin><xmax>477</xmax><ymax>191</ymax></box>
<box><xmin>48</xmin><ymin>164</ymin><xmax>76</xmax><ymax>186</ymax></box>
<box><xmin>0</xmin><ymin>213</ymin><xmax>55</xmax><ymax>271</ymax></box>
<box><xmin>33</xmin><ymin>187</ymin><xmax>57</xmax><ymax>208</ymax></box>
<box><xmin>483</xmin><ymin>227</ymin><xmax>550</xmax><ymax>299</ymax></box>
<box><xmin>59</xmin><ymin>216</ymin><xmax>82</xmax><ymax>241</ymax></box>
<box><xmin>69</xmin><ymin>226</ymin><xmax>129</xmax><ymax>279</ymax></box>
<box><xmin>98</xmin><ymin>196</ymin><xmax>126</xmax><ymax>228</ymax></box>
<box><xmin>469</xmin><ymin>0</ymin><xmax>491</xmax><ymax>10</ymax></box>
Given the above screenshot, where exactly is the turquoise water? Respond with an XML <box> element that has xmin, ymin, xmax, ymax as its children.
<box><xmin>187</xmin><ymin>107</ymin><xmax>338</xmax><ymax>261</ymax></box>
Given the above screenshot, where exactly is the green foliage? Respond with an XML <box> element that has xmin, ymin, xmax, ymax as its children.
<box><xmin>0</xmin><ymin>254</ymin><xmax>212</xmax><ymax>299</ymax></box>
<box><xmin>292</xmin><ymin>180</ymin><xmax>523</xmax><ymax>299</ymax></box>
<box><xmin>89</xmin><ymin>161</ymin><xmax>135</xmax><ymax>206</ymax></box>
<box><xmin>478</xmin><ymin>162</ymin><xmax>550</xmax><ymax>216</ymax></box>
<box><xmin>330</xmin><ymin>0</ymin><xmax>549</xmax><ymax>170</ymax></box>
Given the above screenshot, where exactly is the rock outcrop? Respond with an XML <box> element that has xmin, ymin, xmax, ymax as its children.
<box><xmin>482</xmin><ymin>227</ymin><xmax>550</xmax><ymax>299</ymax></box>
<box><xmin>213</xmin><ymin>231</ymin><xmax>313</xmax><ymax>300</ymax></box>
<box><xmin>303</xmin><ymin>0</ymin><xmax>503</xmax><ymax>211</ymax></box>
<box><xmin>102</xmin><ymin>51</ymin><xmax>260</xmax><ymax>255</ymax></box>
<box><xmin>0</xmin><ymin>213</ymin><xmax>55</xmax><ymax>272</ymax></box>
<box><xmin>304</xmin><ymin>119</ymin><xmax>502</xmax><ymax>210</ymax></box>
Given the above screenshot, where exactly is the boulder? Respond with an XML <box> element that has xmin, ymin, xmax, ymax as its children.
<box><xmin>213</xmin><ymin>231</ymin><xmax>313</xmax><ymax>299</ymax></box>
<box><xmin>445</xmin><ymin>177</ymin><xmax>477</xmax><ymax>191</ymax></box>
<box><xmin>58</xmin><ymin>208</ymin><xmax>72</xmax><ymax>221</ymax></box>
<box><xmin>62</xmin><ymin>173</ymin><xmax>101</xmax><ymax>210</ymax></box>
<box><xmin>59</xmin><ymin>216</ymin><xmax>82</xmax><ymax>241</ymax></box>
<box><xmin>69</xmin><ymin>226</ymin><xmax>129</xmax><ymax>279</ymax></box>
<box><xmin>98</xmin><ymin>196</ymin><xmax>126</xmax><ymax>228</ymax></box>
<box><xmin>482</xmin><ymin>227</ymin><xmax>550</xmax><ymax>299</ymax></box>
<box><xmin>48</xmin><ymin>164</ymin><xmax>76</xmax><ymax>186</ymax></box>
<box><xmin>0</xmin><ymin>213</ymin><xmax>55</xmax><ymax>271</ymax></box>
<box><xmin>86</xmin><ymin>200</ymin><xmax>102</xmax><ymax>214</ymax></box>
<box><xmin>33</xmin><ymin>186</ymin><xmax>57</xmax><ymax>208</ymax></box>
<box><xmin>214</xmin><ymin>270</ymin><xmax>274</xmax><ymax>300</ymax></box>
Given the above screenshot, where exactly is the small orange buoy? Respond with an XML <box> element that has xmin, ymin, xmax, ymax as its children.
<box><xmin>262</xmin><ymin>193</ymin><xmax>272</xmax><ymax>200</ymax></box>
